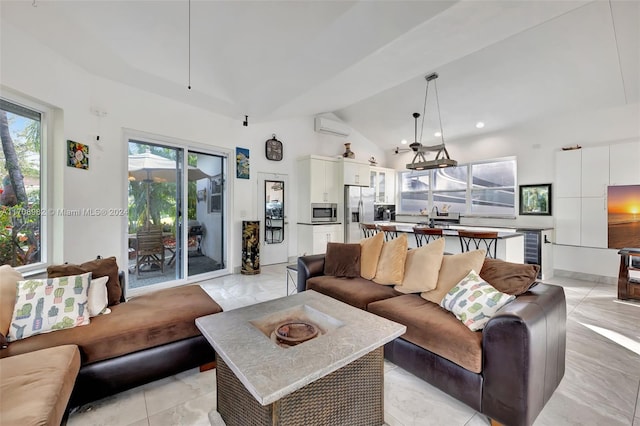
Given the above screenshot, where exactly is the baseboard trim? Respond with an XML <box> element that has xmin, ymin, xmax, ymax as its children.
<box><xmin>553</xmin><ymin>269</ymin><xmax>616</xmax><ymax>285</ymax></box>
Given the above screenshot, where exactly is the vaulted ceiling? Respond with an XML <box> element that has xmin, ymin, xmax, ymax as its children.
<box><xmin>2</xmin><ymin>1</ymin><xmax>638</xmax><ymax>152</ymax></box>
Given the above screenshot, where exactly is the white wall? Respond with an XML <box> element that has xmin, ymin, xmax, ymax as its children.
<box><xmin>0</xmin><ymin>20</ymin><xmax>385</xmax><ymax>273</ymax></box>
<box><xmin>389</xmin><ymin>102</ymin><xmax>640</xmax><ymax>278</ymax></box>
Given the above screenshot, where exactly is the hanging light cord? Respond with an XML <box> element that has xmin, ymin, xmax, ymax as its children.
<box><xmin>419</xmin><ymin>79</ymin><xmax>430</xmax><ymax>143</ymax></box>
<box><xmin>187</xmin><ymin>0</ymin><xmax>191</xmax><ymax>90</ymax></box>
<box><xmin>434</xmin><ymin>79</ymin><xmax>445</xmax><ymax>143</ymax></box>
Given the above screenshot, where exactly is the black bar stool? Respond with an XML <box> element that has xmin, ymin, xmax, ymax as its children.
<box><xmin>360</xmin><ymin>223</ymin><xmax>378</xmax><ymax>238</ymax></box>
<box><xmin>458</xmin><ymin>230</ymin><xmax>498</xmax><ymax>258</ymax></box>
<box><xmin>413</xmin><ymin>227</ymin><xmax>443</xmax><ymax>247</ymax></box>
<box><xmin>378</xmin><ymin>224</ymin><xmax>398</xmax><ymax>241</ymax></box>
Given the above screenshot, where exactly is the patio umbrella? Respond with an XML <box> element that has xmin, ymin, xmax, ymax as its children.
<box><xmin>128</xmin><ymin>150</ymin><xmax>211</xmax><ymax>226</ymax></box>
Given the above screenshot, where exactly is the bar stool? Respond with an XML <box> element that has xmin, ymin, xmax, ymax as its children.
<box><xmin>377</xmin><ymin>224</ymin><xmax>398</xmax><ymax>241</ymax></box>
<box><xmin>458</xmin><ymin>230</ymin><xmax>498</xmax><ymax>259</ymax></box>
<box><xmin>413</xmin><ymin>227</ymin><xmax>444</xmax><ymax>247</ymax></box>
<box><xmin>360</xmin><ymin>223</ymin><xmax>378</xmax><ymax>238</ymax></box>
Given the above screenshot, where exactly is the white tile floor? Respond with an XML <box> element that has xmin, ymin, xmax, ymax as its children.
<box><xmin>68</xmin><ymin>264</ymin><xmax>640</xmax><ymax>426</ymax></box>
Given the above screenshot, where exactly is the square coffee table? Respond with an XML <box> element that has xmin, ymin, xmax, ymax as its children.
<box><xmin>196</xmin><ymin>290</ymin><xmax>406</xmax><ymax>426</ymax></box>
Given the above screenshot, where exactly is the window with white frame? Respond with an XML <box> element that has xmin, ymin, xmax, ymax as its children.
<box><xmin>398</xmin><ymin>158</ymin><xmax>516</xmax><ymax>216</ymax></box>
<box><xmin>0</xmin><ymin>98</ymin><xmax>46</xmax><ymax>268</ymax></box>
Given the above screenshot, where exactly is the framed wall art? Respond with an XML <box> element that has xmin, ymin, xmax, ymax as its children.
<box><xmin>519</xmin><ymin>184</ymin><xmax>552</xmax><ymax>216</ymax></box>
<box><xmin>67</xmin><ymin>140</ymin><xmax>89</xmax><ymax>170</ymax></box>
<box><xmin>236</xmin><ymin>147</ymin><xmax>250</xmax><ymax>179</ymax></box>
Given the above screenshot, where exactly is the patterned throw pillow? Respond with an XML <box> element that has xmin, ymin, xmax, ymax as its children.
<box><xmin>7</xmin><ymin>273</ymin><xmax>91</xmax><ymax>342</ymax></box>
<box><xmin>440</xmin><ymin>270</ymin><xmax>515</xmax><ymax>331</ymax></box>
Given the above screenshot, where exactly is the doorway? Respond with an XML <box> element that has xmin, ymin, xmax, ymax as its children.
<box><xmin>126</xmin><ymin>138</ymin><xmax>228</xmax><ymax>291</ymax></box>
<box><xmin>259</xmin><ymin>173</ymin><xmax>288</xmax><ymax>265</ymax></box>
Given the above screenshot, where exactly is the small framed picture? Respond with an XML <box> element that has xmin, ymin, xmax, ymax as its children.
<box><xmin>519</xmin><ymin>184</ymin><xmax>552</xmax><ymax>216</ymax></box>
<box><xmin>67</xmin><ymin>140</ymin><xmax>89</xmax><ymax>170</ymax></box>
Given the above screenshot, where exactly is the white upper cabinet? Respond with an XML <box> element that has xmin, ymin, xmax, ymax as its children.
<box><xmin>341</xmin><ymin>159</ymin><xmax>370</xmax><ymax>187</ymax></box>
<box><xmin>370</xmin><ymin>166</ymin><xmax>397</xmax><ymax>204</ymax></box>
<box><xmin>581</xmin><ymin>146</ymin><xmax>609</xmax><ymax>197</ymax></box>
<box><xmin>297</xmin><ymin>156</ymin><xmax>339</xmax><ymax>223</ymax></box>
<box><xmin>555</xmin><ymin>149</ymin><xmax>581</xmax><ymax>198</ymax></box>
<box><xmin>610</xmin><ymin>141</ymin><xmax>640</xmax><ymax>185</ymax></box>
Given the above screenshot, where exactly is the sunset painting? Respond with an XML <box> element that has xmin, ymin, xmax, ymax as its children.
<box><xmin>608</xmin><ymin>185</ymin><xmax>640</xmax><ymax>249</ymax></box>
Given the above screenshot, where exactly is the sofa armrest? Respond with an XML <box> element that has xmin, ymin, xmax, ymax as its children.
<box><xmin>481</xmin><ymin>283</ymin><xmax>566</xmax><ymax>426</ymax></box>
<box><xmin>296</xmin><ymin>254</ymin><xmax>326</xmax><ymax>293</ymax></box>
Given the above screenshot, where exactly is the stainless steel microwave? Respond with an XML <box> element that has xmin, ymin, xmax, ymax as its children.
<box><xmin>311</xmin><ymin>203</ymin><xmax>338</xmax><ymax>223</ymax></box>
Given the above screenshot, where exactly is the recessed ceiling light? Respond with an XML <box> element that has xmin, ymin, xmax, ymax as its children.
<box><xmin>434</xmin><ymin>132</ymin><xmax>442</xmax><ymax>137</ymax></box>
<box><xmin>476</xmin><ymin>122</ymin><xmax>485</xmax><ymax>129</ymax></box>
<box><xmin>401</xmin><ymin>139</ymin><xmax>407</xmax><ymax>145</ymax></box>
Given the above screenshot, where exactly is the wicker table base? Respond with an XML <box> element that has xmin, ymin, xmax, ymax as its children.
<box><xmin>216</xmin><ymin>346</ymin><xmax>384</xmax><ymax>426</ymax></box>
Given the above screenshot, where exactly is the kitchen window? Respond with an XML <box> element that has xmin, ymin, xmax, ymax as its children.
<box><xmin>398</xmin><ymin>158</ymin><xmax>516</xmax><ymax>216</ymax></box>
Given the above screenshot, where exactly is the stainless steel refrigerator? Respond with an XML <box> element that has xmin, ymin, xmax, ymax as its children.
<box><xmin>344</xmin><ymin>185</ymin><xmax>375</xmax><ymax>243</ymax></box>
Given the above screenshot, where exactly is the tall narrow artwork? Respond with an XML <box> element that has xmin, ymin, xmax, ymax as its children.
<box><xmin>608</xmin><ymin>185</ymin><xmax>640</xmax><ymax>249</ymax></box>
<box><xmin>236</xmin><ymin>147</ymin><xmax>250</xmax><ymax>179</ymax></box>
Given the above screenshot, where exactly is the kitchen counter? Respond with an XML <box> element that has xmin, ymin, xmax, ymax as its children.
<box><xmin>374</xmin><ymin>221</ymin><xmax>523</xmax><ymax>239</ymax></box>
<box><xmin>371</xmin><ymin>221</ymin><xmax>525</xmax><ymax>263</ymax></box>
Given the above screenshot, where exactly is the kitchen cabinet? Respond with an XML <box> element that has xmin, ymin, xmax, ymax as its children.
<box><xmin>610</xmin><ymin>141</ymin><xmax>640</xmax><ymax>185</ymax></box>
<box><xmin>555</xmin><ymin>147</ymin><xmax>609</xmax><ymax>248</ymax></box>
<box><xmin>370</xmin><ymin>166</ymin><xmax>397</xmax><ymax>204</ymax></box>
<box><xmin>555</xmin><ymin>197</ymin><xmax>581</xmax><ymax>246</ymax></box>
<box><xmin>555</xmin><ymin>149</ymin><xmax>581</xmax><ymax>198</ymax></box>
<box><xmin>297</xmin><ymin>156</ymin><xmax>339</xmax><ymax>223</ymax></box>
<box><xmin>297</xmin><ymin>224</ymin><xmax>343</xmax><ymax>256</ymax></box>
<box><xmin>341</xmin><ymin>158</ymin><xmax>370</xmax><ymax>187</ymax></box>
<box><xmin>581</xmin><ymin>146</ymin><xmax>609</xmax><ymax>197</ymax></box>
<box><xmin>581</xmin><ymin>197</ymin><xmax>607</xmax><ymax>248</ymax></box>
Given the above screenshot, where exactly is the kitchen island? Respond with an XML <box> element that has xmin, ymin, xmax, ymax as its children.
<box><xmin>373</xmin><ymin>221</ymin><xmax>525</xmax><ymax>263</ymax></box>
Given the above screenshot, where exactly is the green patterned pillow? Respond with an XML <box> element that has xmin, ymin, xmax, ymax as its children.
<box><xmin>440</xmin><ymin>270</ymin><xmax>515</xmax><ymax>331</ymax></box>
<box><xmin>7</xmin><ymin>273</ymin><xmax>91</xmax><ymax>342</ymax></box>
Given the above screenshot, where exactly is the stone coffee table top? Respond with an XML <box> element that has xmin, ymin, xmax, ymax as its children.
<box><xmin>196</xmin><ymin>290</ymin><xmax>406</xmax><ymax>405</ymax></box>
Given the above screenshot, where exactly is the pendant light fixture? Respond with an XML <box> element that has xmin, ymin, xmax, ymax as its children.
<box><xmin>404</xmin><ymin>73</ymin><xmax>457</xmax><ymax>171</ymax></box>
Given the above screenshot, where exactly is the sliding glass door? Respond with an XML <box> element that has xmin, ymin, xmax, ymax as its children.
<box><xmin>127</xmin><ymin>139</ymin><xmax>226</xmax><ymax>291</ymax></box>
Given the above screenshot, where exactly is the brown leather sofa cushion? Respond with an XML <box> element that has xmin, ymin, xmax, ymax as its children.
<box><xmin>0</xmin><ymin>344</ymin><xmax>80</xmax><ymax>426</ymax></box>
<box><xmin>306</xmin><ymin>276</ymin><xmax>400</xmax><ymax>310</ymax></box>
<box><xmin>0</xmin><ymin>285</ymin><xmax>222</xmax><ymax>364</ymax></box>
<box><xmin>368</xmin><ymin>294</ymin><xmax>483</xmax><ymax>373</ymax></box>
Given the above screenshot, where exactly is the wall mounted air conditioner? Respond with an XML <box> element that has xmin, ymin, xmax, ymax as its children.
<box><xmin>314</xmin><ymin>117</ymin><xmax>350</xmax><ymax>137</ymax></box>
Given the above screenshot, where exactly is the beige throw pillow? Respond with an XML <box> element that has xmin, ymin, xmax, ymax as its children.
<box><xmin>394</xmin><ymin>238</ymin><xmax>445</xmax><ymax>293</ymax></box>
<box><xmin>373</xmin><ymin>233</ymin><xmax>408</xmax><ymax>285</ymax></box>
<box><xmin>0</xmin><ymin>265</ymin><xmax>24</xmax><ymax>338</ymax></box>
<box><xmin>421</xmin><ymin>249</ymin><xmax>486</xmax><ymax>304</ymax></box>
<box><xmin>360</xmin><ymin>232</ymin><xmax>384</xmax><ymax>280</ymax></box>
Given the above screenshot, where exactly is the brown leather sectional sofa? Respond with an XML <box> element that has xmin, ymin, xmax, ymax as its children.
<box><xmin>0</xmin><ymin>272</ymin><xmax>222</xmax><ymax>409</ymax></box>
<box><xmin>297</xmin><ymin>254</ymin><xmax>566</xmax><ymax>426</ymax></box>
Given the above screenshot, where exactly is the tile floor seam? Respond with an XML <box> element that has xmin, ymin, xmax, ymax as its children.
<box><xmin>634</xmin><ymin>379</ymin><xmax>640</xmax><ymax>419</ymax></box>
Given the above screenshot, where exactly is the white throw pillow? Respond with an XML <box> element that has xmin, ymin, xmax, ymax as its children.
<box><xmin>440</xmin><ymin>270</ymin><xmax>515</xmax><ymax>331</ymax></box>
<box><xmin>88</xmin><ymin>276</ymin><xmax>110</xmax><ymax>317</ymax></box>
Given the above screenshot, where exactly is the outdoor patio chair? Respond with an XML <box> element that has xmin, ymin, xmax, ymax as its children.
<box><xmin>136</xmin><ymin>227</ymin><xmax>165</xmax><ymax>276</ymax></box>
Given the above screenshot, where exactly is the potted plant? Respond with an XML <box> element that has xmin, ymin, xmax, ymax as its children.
<box><xmin>45</xmin><ymin>281</ymin><xmax>54</xmax><ymax>295</ymax></box>
<box><xmin>64</xmin><ymin>297</ymin><xmax>74</xmax><ymax>313</ymax></box>
<box><xmin>53</xmin><ymin>288</ymin><xmax>65</xmax><ymax>304</ymax></box>
<box><xmin>73</xmin><ymin>276</ymin><xmax>84</xmax><ymax>295</ymax></box>
<box><xmin>22</xmin><ymin>280</ymin><xmax>43</xmax><ymax>300</ymax></box>
<box><xmin>48</xmin><ymin>305</ymin><xmax>59</xmax><ymax>325</ymax></box>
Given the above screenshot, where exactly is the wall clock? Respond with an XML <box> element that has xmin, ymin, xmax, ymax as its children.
<box><xmin>265</xmin><ymin>134</ymin><xmax>283</xmax><ymax>161</ymax></box>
